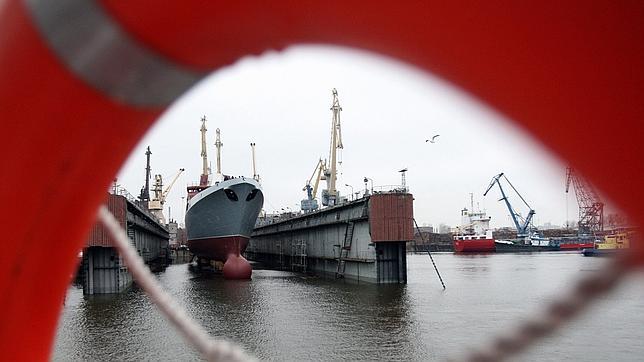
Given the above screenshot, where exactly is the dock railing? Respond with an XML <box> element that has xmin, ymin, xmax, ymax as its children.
<box><xmin>371</xmin><ymin>185</ymin><xmax>409</xmax><ymax>194</ymax></box>
<box><xmin>109</xmin><ymin>185</ymin><xmax>166</xmax><ymax>227</ymax></box>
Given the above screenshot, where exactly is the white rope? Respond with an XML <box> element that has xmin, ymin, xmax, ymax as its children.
<box><xmin>451</xmin><ymin>253</ymin><xmax>639</xmax><ymax>362</ymax></box>
<box><xmin>98</xmin><ymin>206</ymin><xmax>254</xmax><ymax>362</ymax></box>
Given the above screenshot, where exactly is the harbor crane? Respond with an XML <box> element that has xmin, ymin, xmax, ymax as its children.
<box><xmin>484</xmin><ymin>173</ymin><xmax>536</xmax><ymax>238</ymax></box>
<box><xmin>149</xmin><ymin>168</ymin><xmax>185</xmax><ymax>224</ymax></box>
<box><xmin>301</xmin><ymin>159</ymin><xmax>325</xmax><ymax>212</ymax></box>
<box><xmin>321</xmin><ymin>88</ymin><xmax>344</xmax><ymax>207</ymax></box>
<box><xmin>565</xmin><ymin>167</ymin><xmax>604</xmax><ymax>234</ymax></box>
<box><xmin>301</xmin><ymin>89</ymin><xmax>345</xmax><ymax>210</ymax></box>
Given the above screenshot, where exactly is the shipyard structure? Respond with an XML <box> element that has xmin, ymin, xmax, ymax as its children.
<box><xmin>80</xmin><ymin>189</ymin><xmax>170</xmax><ymax>295</ymax></box>
<box><xmin>248</xmin><ymin>89</ymin><xmax>413</xmax><ymax>283</ymax></box>
<box><xmin>248</xmin><ymin>191</ymin><xmax>413</xmax><ymax>283</ymax></box>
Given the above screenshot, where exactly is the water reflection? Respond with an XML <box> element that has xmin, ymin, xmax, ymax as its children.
<box><xmin>54</xmin><ymin>254</ymin><xmax>644</xmax><ymax>361</ymax></box>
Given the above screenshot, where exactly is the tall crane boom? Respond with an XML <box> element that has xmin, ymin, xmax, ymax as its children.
<box><xmin>301</xmin><ymin>159</ymin><xmax>324</xmax><ymax>212</ymax></box>
<box><xmin>322</xmin><ymin>88</ymin><xmax>343</xmax><ymax>206</ymax></box>
<box><xmin>309</xmin><ymin>159</ymin><xmax>325</xmax><ymax>198</ymax></box>
<box><xmin>565</xmin><ymin>167</ymin><xmax>604</xmax><ymax>234</ymax></box>
<box><xmin>161</xmin><ymin>168</ymin><xmax>185</xmax><ymax>203</ymax></box>
<box><xmin>149</xmin><ymin>168</ymin><xmax>184</xmax><ymax>224</ymax></box>
<box><xmin>484</xmin><ymin>173</ymin><xmax>536</xmax><ymax>237</ymax></box>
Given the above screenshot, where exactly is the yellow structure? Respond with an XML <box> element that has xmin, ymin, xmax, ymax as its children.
<box><xmin>595</xmin><ymin>232</ymin><xmax>631</xmax><ymax>250</ymax></box>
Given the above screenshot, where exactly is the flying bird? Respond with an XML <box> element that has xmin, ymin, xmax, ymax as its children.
<box><xmin>425</xmin><ymin>134</ymin><xmax>440</xmax><ymax>143</ymax></box>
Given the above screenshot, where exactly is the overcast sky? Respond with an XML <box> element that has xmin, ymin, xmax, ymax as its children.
<box><xmin>116</xmin><ymin>45</ymin><xmax>588</xmax><ymax>229</ymax></box>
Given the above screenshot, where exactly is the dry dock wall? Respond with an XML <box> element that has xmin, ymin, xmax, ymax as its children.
<box><xmin>81</xmin><ymin>194</ymin><xmax>169</xmax><ymax>295</ymax></box>
<box><xmin>248</xmin><ymin>192</ymin><xmax>413</xmax><ymax>284</ymax></box>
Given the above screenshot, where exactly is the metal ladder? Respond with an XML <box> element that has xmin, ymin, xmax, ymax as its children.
<box><xmin>335</xmin><ymin>222</ymin><xmax>355</xmax><ymax>278</ymax></box>
<box><xmin>127</xmin><ymin>226</ymin><xmax>138</xmax><ymax>260</ymax></box>
<box><xmin>291</xmin><ymin>240</ymin><xmax>307</xmax><ymax>272</ymax></box>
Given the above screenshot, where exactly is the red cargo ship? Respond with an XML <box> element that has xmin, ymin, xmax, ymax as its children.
<box><xmin>453</xmin><ymin>207</ymin><xmax>496</xmax><ymax>252</ymax></box>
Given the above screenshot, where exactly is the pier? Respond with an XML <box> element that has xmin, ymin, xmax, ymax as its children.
<box><xmin>247</xmin><ymin>192</ymin><xmax>413</xmax><ymax>283</ymax></box>
<box><xmin>80</xmin><ymin>191</ymin><xmax>170</xmax><ymax>295</ymax></box>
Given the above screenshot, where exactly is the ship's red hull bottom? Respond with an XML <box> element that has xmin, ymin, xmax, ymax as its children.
<box><xmin>187</xmin><ymin>236</ymin><xmax>252</xmax><ymax>279</ymax></box>
<box><xmin>559</xmin><ymin>242</ymin><xmax>595</xmax><ymax>250</ymax></box>
<box><xmin>187</xmin><ymin>235</ymin><xmax>249</xmax><ymax>261</ymax></box>
<box><xmin>453</xmin><ymin>238</ymin><xmax>496</xmax><ymax>252</ymax></box>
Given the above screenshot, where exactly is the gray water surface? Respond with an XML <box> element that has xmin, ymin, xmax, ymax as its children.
<box><xmin>54</xmin><ymin>253</ymin><xmax>644</xmax><ymax>361</ymax></box>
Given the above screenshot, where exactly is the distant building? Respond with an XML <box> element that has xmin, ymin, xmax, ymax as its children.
<box><xmin>538</xmin><ymin>222</ymin><xmax>562</xmax><ymax>230</ymax></box>
<box><xmin>493</xmin><ymin>227</ymin><xmax>517</xmax><ymax>240</ymax></box>
<box><xmin>176</xmin><ymin>227</ymin><xmax>187</xmax><ymax>245</ymax></box>
<box><xmin>438</xmin><ymin>223</ymin><xmax>450</xmax><ymax>234</ymax></box>
<box><xmin>167</xmin><ymin>221</ymin><xmax>178</xmax><ymax>247</ymax></box>
<box><xmin>415</xmin><ymin>226</ymin><xmax>434</xmax><ymax>234</ymax></box>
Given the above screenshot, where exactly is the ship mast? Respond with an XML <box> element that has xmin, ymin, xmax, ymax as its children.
<box><xmin>322</xmin><ymin>88</ymin><xmax>343</xmax><ymax>206</ymax></box>
<box><xmin>215</xmin><ymin>128</ymin><xmax>223</xmax><ymax>178</ymax></box>
<box><xmin>250</xmin><ymin>142</ymin><xmax>259</xmax><ymax>181</ymax></box>
<box><xmin>139</xmin><ymin>146</ymin><xmax>152</xmax><ymax>205</ymax></box>
<box><xmin>470</xmin><ymin>192</ymin><xmax>474</xmax><ymax>211</ymax></box>
<box><xmin>199</xmin><ymin>116</ymin><xmax>209</xmax><ymax>186</ymax></box>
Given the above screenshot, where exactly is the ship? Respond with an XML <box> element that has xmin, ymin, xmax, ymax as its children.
<box><xmin>453</xmin><ymin>204</ymin><xmax>496</xmax><ymax>252</ymax></box>
<box><xmin>185</xmin><ymin>118</ymin><xmax>264</xmax><ymax>279</ymax></box>
<box><xmin>583</xmin><ymin>231</ymin><xmax>632</xmax><ymax>257</ymax></box>
<box><xmin>494</xmin><ymin>235</ymin><xmax>560</xmax><ymax>252</ymax></box>
<box><xmin>186</xmin><ymin>177</ymin><xmax>263</xmax><ymax>263</ymax></box>
<box><xmin>552</xmin><ymin>235</ymin><xmax>596</xmax><ymax>250</ymax></box>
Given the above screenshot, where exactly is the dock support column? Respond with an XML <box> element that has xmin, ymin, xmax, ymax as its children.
<box><xmin>87</xmin><ymin>249</ymin><xmax>94</xmax><ymax>294</ymax></box>
<box><xmin>375</xmin><ymin>241</ymin><xmax>407</xmax><ymax>284</ymax></box>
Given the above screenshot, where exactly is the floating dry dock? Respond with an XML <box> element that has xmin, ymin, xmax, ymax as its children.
<box><xmin>247</xmin><ymin>192</ymin><xmax>414</xmax><ymax>283</ymax></box>
<box><xmin>80</xmin><ymin>192</ymin><xmax>170</xmax><ymax>295</ymax></box>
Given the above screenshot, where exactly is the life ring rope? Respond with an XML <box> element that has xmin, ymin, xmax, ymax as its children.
<box><xmin>98</xmin><ymin>206</ymin><xmax>251</xmax><ymax>361</ymax></box>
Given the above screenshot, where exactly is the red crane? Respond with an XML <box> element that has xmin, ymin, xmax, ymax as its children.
<box><xmin>565</xmin><ymin>167</ymin><xmax>604</xmax><ymax>234</ymax></box>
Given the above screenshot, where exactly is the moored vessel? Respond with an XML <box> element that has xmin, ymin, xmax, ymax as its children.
<box><xmin>583</xmin><ymin>231</ymin><xmax>632</xmax><ymax>257</ymax></box>
<box><xmin>186</xmin><ymin>177</ymin><xmax>263</xmax><ymax>262</ymax></box>
<box><xmin>185</xmin><ymin>118</ymin><xmax>264</xmax><ymax>279</ymax></box>
<box><xmin>494</xmin><ymin>236</ymin><xmax>560</xmax><ymax>252</ymax></box>
<box><xmin>555</xmin><ymin>235</ymin><xmax>596</xmax><ymax>250</ymax></box>
<box><xmin>453</xmin><ymin>200</ymin><xmax>495</xmax><ymax>252</ymax></box>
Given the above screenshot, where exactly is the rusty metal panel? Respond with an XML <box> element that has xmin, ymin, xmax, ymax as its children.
<box><xmin>87</xmin><ymin>194</ymin><xmax>126</xmax><ymax>247</ymax></box>
<box><xmin>369</xmin><ymin>193</ymin><xmax>414</xmax><ymax>242</ymax></box>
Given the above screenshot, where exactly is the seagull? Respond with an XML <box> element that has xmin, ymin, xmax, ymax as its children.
<box><xmin>425</xmin><ymin>134</ymin><xmax>440</xmax><ymax>143</ymax></box>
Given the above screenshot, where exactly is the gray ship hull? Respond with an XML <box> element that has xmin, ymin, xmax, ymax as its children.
<box><xmin>186</xmin><ymin>177</ymin><xmax>263</xmax><ymax>262</ymax></box>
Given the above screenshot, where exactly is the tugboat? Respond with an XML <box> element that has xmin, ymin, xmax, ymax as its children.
<box><xmin>583</xmin><ymin>231</ymin><xmax>632</xmax><ymax>257</ymax></box>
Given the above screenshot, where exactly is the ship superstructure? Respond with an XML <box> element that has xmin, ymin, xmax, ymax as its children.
<box><xmin>453</xmin><ymin>194</ymin><xmax>495</xmax><ymax>252</ymax></box>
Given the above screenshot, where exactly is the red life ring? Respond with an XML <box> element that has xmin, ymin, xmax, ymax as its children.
<box><xmin>0</xmin><ymin>1</ymin><xmax>642</xmax><ymax>359</ymax></box>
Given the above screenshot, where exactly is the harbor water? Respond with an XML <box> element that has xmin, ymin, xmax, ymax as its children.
<box><xmin>54</xmin><ymin>253</ymin><xmax>644</xmax><ymax>361</ymax></box>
